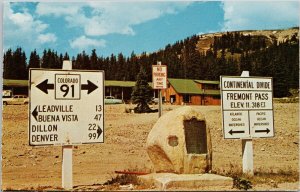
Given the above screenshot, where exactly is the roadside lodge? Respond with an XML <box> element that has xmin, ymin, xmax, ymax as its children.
<box><xmin>3</xmin><ymin>78</ymin><xmax>221</xmax><ymax>105</ymax></box>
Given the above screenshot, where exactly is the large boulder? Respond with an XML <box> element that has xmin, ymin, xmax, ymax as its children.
<box><xmin>146</xmin><ymin>106</ymin><xmax>212</xmax><ymax>174</ymax></box>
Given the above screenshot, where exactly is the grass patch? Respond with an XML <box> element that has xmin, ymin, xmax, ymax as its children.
<box><xmin>251</xmin><ymin>169</ymin><xmax>299</xmax><ymax>185</ymax></box>
<box><xmin>233</xmin><ymin>176</ymin><xmax>253</xmax><ymax>190</ymax></box>
<box><xmin>104</xmin><ymin>174</ymin><xmax>140</xmax><ymax>186</ymax></box>
<box><xmin>213</xmin><ymin>164</ymin><xmax>299</xmax><ymax>190</ymax></box>
<box><xmin>103</xmin><ymin>167</ymin><xmax>154</xmax><ymax>190</ymax></box>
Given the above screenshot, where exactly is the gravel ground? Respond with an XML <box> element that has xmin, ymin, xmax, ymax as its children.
<box><xmin>2</xmin><ymin>103</ymin><xmax>299</xmax><ymax>190</ymax></box>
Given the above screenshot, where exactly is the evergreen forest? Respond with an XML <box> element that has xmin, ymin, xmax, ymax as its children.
<box><xmin>3</xmin><ymin>30</ymin><xmax>299</xmax><ymax>97</ymax></box>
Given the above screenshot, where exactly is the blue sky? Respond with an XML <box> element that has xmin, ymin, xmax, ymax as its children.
<box><xmin>3</xmin><ymin>1</ymin><xmax>299</xmax><ymax>59</ymax></box>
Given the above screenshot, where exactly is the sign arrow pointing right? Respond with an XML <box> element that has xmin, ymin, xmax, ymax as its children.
<box><xmin>81</xmin><ymin>80</ymin><xmax>98</xmax><ymax>94</ymax></box>
<box><xmin>255</xmin><ymin>128</ymin><xmax>270</xmax><ymax>134</ymax></box>
<box><xmin>97</xmin><ymin>125</ymin><xmax>102</xmax><ymax>139</ymax></box>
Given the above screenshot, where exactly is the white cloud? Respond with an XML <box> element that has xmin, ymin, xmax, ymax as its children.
<box><xmin>70</xmin><ymin>36</ymin><xmax>106</xmax><ymax>50</ymax></box>
<box><xmin>222</xmin><ymin>1</ymin><xmax>299</xmax><ymax>31</ymax></box>
<box><xmin>38</xmin><ymin>33</ymin><xmax>57</xmax><ymax>44</ymax></box>
<box><xmin>36</xmin><ymin>2</ymin><xmax>192</xmax><ymax>36</ymax></box>
<box><xmin>3</xmin><ymin>2</ymin><xmax>56</xmax><ymax>51</ymax></box>
<box><xmin>5</xmin><ymin>3</ymin><xmax>48</xmax><ymax>33</ymax></box>
<box><xmin>36</xmin><ymin>3</ymin><xmax>83</xmax><ymax>17</ymax></box>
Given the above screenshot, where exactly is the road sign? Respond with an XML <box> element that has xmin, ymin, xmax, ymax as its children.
<box><xmin>152</xmin><ymin>65</ymin><xmax>167</xmax><ymax>89</ymax></box>
<box><xmin>29</xmin><ymin>69</ymin><xmax>104</xmax><ymax>146</ymax></box>
<box><xmin>221</xmin><ymin>76</ymin><xmax>274</xmax><ymax>139</ymax></box>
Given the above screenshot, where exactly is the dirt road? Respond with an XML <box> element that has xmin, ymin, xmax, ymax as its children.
<box><xmin>2</xmin><ymin>103</ymin><xmax>299</xmax><ymax>190</ymax></box>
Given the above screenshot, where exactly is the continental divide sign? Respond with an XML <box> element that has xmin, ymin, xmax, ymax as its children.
<box><xmin>221</xmin><ymin>76</ymin><xmax>274</xmax><ymax>139</ymax></box>
<box><xmin>29</xmin><ymin>69</ymin><xmax>104</xmax><ymax>146</ymax></box>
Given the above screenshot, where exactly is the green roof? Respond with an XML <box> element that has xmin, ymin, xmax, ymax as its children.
<box><xmin>168</xmin><ymin>78</ymin><xmax>203</xmax><ymax>94</ymax></box>
<box><xmin>3</xmin><ymin>79</ymin><xmax>152</xmax><ymax>88</ymax></box>
<box><xmin>202</xmin><ymin>89</ymin><xmax>220</xmax><ymax>95</ymax></box>
<box><xmin>3</xmin><ymin>79</ymin><xmax>219</xmax><ymax>96</ymax></box>
<box><xmin>194</xmin><ymin>80</ymin><xmax>219</xmax><ymax>85</ymax></box>
<box><xmin>3</xmin><ymin>79</ymin><xmax>28</xmax><ymax>87</ymax></box>
<box><xmin>168</xmin><ymin>78</ymin><xmax>220</xmax><ymax>95</ymax></box>
<box><xmin>105</xmin><ymin>80</ymin><xmax>136</xmax><ymax>87</ymax></box>
<box><xmin>105</xmin><ymin>80</ymin><xmax>153</xmax><ymax>87</ymax></box>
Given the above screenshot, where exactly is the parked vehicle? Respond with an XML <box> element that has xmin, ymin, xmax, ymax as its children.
<box><xmin>3</xmin><ymin>90</ymin><xmax>13</xmax><ymax>98</ymax></box>
<box><xmin>104</xmin><ymin>96</ymin><xmax>123</xmax><ymax>104</ymax></box>
<box><xmin>149</xmin><ymin>97</ymin><xmax>159</xmax><ymax>104</ymax></box>
<box><xmin>3</xmin><ymin>95</ymin><xmax>29</xmax><ymax>105</ymax></box>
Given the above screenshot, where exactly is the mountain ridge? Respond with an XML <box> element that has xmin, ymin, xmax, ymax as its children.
<box><xmin>196</xmin><ymin>27</ymin><xmax>299</xmax><ymax>53</ymax></box>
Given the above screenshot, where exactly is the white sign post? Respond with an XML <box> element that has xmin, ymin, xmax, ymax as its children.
<box><xmin>29</xmin><ymin>62</ymin><xmax>104</xmax><ymax>189</ymax></box>
<box><xmin>221</xmin><ymin>71</ymin><xmax>274</xmax><ymax>175</ymax></box>
<box><xmin>152</xmin><ymin>63</ymin><xmax>167</xmax><ymax>117</ymax></box>
<box><xmin>62</xmin><ymin>60</ymin><xmax>73</xmax><ymax>190</ymax></box>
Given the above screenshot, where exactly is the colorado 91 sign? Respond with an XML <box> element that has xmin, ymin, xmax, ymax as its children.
<box><xmin>29</xmin><ymin>69</ymin><xmax>104</xmax><ymax>146</ymax></box>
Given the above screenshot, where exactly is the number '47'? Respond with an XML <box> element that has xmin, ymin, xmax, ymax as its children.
<box><xmin>94</xmin><ymin>114</ymin><xmax>102</xmax><ymax>121</ymax></box>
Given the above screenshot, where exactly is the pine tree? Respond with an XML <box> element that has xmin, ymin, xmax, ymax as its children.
<box><xmin>128</xmin><ymin>51</ymin><xmax>138</xmax><ymax>81</ymax></box>
<box><xmin>82</xmin><ymin>51</ymin><xmax>90</xmax><ymax>69</ymax></box>
<box><xmin>116</xmin><ymin>53</ymin><xmax>126</xmax><ymax>80</ymax></box>
<box><xmin>3</xmin><ymin>49</ymin><xmax>13</xmax><ymax>79</ymax></box>
<box><xmin>131</xmin><ymin>67</ymin><xmax>154</xmax><ymax>113</ymax></box>
<box><xmin>74</xmin><ymin>53</ymin><xmax>82</xmax><ymax>69</ymax></box>
<box><xmin>58</xmin><ymin>53</ymin><xmax>64</xmax><ymax>69</ymax></box>
<box><xmin>90</xmin><ymin>49</ymin><xmax>97</xmax><ymax>69</ymax></box>
<box><xmin>63</xmin><ymin>52</ymin><xmax>70</xmax><ymax>60</ymax></box>
<box><xmin>28</xmin><ymin>49</ymin><xmax>40</xmax><ymax>69</ymax></box>
<box><xmin>41</xmin><ymin>49</ymin><xmax>49</xmax><ymax>68</ymax></box>
<box><xmin>13</xmin><ymin>47</ymin><xmax>27</xmax><ymax>79</ymax></box>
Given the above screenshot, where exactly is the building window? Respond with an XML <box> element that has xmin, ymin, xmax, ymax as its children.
<box><xmin>170</xmin><ymin>95</ymin><xmax>176</xmax><ymax>104</ymax></box>
<box><xmin>212</xmin><ymin>95</ymin><xmax>220</xmax><ymax>99</ymax></box>
<box><xmin>183</xmin><ymin>94</ymin><xmax>191</xmax><ymax>103</ymax></box>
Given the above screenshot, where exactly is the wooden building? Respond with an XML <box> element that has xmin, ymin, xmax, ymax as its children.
<box><xmin>162</xmin><ymin>78</ymin><xmax>220</xmax><ymax>105</ymax></box>
<box><xmin>3</xmin><ymin>79</ymin><xmax>28</xmax><ymax>95</ymax></box>
<box><xmin>3</xmin><ymin>79</ymin><xmax>152</xmax><ymax>103</ymax></box>
<box><xmin>3</xmin><ymin>78</ymin><xmax>220</xmax><ymax>105</ymax></box>
<box><xmin>104</xmin><ymin>80</ymin><xmax>136</xmax><ymax>101</ymax></box>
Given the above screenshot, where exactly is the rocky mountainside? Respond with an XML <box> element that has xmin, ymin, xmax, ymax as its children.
<box><xmin>196</xmin><ymin>27</ymin><xmax>299</xmax><ymax>53</ymax></box>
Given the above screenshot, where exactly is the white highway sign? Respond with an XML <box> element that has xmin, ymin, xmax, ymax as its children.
<box><xmin>221</xmin><ymin>76</ymin><xmax>274</xmax><ymax>139</ymax></box>
<box><xmin>29</xmin><ymin>69</ymin><xmax>104</xmax><ymax>146</ymax></box>
<box><xmin>152</xmin><ymin>65</ymin><xmax>167</xmax><ymax>89</ymax></box>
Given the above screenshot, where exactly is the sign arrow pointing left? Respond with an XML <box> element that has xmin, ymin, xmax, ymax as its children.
<box><xmin>36</xmin><ymin>79</ymin><xmax>54</xmax><ymax>94</ymax></box>
<box><xmin>229</xmin><ymin>129</ymin><xmax>245</xmax><ymax>135</ymax></box>
<box><xmin>32</xmin><ymin>106</ymin><xmax>38</xmax><ymax>121</ymax></box>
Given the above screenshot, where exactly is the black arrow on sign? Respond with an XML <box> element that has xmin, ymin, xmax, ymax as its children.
<box><xmin>81</xmin><ymin>80</ymin><xmax>98</xmax><ymax>94</ymax></box>
<box><xmin>36</xmin><ymin>79</ymin><xmax>54</xmax><ymax>94</ymax></box>
<box><xmin>255</xmin><ymin>128</ymin><xmax>270</xmax><ymax>134</ymax></box>
<box><xmin>229</xmin><ymin>129</ymin><xmax>245</xmax><ymax>135</ymax></box>
<box><xmin>32</xmin><ymin>106</ymin><xmax>38</xmax><ymax>121</ymax></box>
<box><xmin>97</xmin><ymin>125</ymin><xmax>103</xmax><ymax>139</ymax></box>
